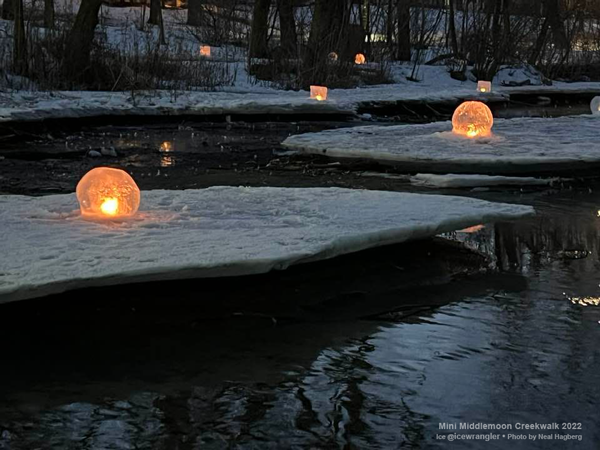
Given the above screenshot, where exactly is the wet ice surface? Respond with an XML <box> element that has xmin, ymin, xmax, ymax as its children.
<box><xmin>1</xmin><ymin>186</ymin><xmax>599</xmax><ymax>449</ymax></box>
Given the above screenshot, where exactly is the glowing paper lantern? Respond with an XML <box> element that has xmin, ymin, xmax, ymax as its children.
<box><xmin>76</xmin><ymin>167</ymin><xmax>141</xmax><ymax>219</ymax></box>
<box><xmin>328</xmin><ymin>52</ymin><xmax>338</xmax><ymax>62</ymax></box>
<box><xmin>200</xmin><ymin>46</ymin><xmax>211</xmax><ymax>57</ymax></box>
<box><xmin>355</xmin><ymin>53</ymin><xmax>366</xmax><ymax>65</ymax></box>
<box><xmin>477</xmin><ymin>81</ymin><xmax>492</xmax><ymax>93</ymax></box>
<box><xmin>310</xmin><ymin>85</ymin><xmax>328</xmax><ymax>101</ymax></box>
<box><xmin>591</xmin><ymin>96</ymin><xmax>600</xmax><ymax>115</ymax></box>
<box><xmin>452</xmin><ymin>101</ymin><xmax>494</xmax><ymax>138</ymax></box>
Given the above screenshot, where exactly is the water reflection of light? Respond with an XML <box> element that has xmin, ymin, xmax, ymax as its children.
<box><xmin>159</xmin><ymin>141</ymin><xmax>174</xmax><ymax>167</ymax></box>
<box><xmin>459</xmin><ymin>224</ymin><xmax>485</xmax><ymax>233</ymax></box>
<box><xmin>570</xmin><ymin>297</ymin><xmax>600</xmax><ymax>307</ymax></box>
<box><xmin>160</xmin><ymin>156</ymin><xmax>174</xmax><ymax>167</ymax></box>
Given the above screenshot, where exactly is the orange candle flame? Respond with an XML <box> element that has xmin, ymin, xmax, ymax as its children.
<box><xmin>100</xmin><ymin>198</ymin><xmax>119</xmax><ymax>216</ymax></box>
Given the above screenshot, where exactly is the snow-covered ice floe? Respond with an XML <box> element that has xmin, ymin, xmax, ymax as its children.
<box><xmin>410</xmin><ymin>173</ymin><xmax>560</xmax><ymax>188</ymax></box>
<box><xmin>0</xmin><ymin>91</ymin><xmax>354</xmax><ymax>123</ymax></box>
<box><xmin>0</xmin><ymin>186</ymin><xmax>534</xmax><ymax>303</ymax></box>
<box><xmin>283</xmin><ymin>115</ymin><xmax>600</xmax><ymax>174</ymax></box>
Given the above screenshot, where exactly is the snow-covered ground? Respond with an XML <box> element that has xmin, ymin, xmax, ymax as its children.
<box><xmin>0</xmin><ymin>186</ymin><xmax>534</xmax><ymax>303</ymax></box>
<box><xmin>2</xmin><ymin>1</ymin><xmax>600</xmax><ymax>122</ymax></box>
<box><xmin>282</xmin><ymin>115</ymin><xmax>600</xmax><ymax>174</ymax></box>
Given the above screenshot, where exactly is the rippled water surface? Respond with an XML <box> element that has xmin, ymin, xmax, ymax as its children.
<box><xmin>1</xmin><ymin>186</ymin><xmax>600</xmax><ymax>449</ymax></box>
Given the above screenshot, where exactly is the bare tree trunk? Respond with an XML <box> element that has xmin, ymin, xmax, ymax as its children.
<box><xmin>249</xmin><ymin>0</ymin><xmax>271</xmax><ymax>58</ymax></box>
<box><xmin>361</xmin><ymin>0</ymin><xmax>370</xmax><ymax>50</ymax></box>
<box><xmin>44</xmin><ymin>0</ymin><xmax>55</xmax><ymax>28</ymax></box>
<box><xmin>63</xmin><ymin>0</ymin><xmax>104</xmax><ymax>81</ymax></box>
<box><xmin>448</xmin><ymin>0</ymin><xmax>459</xmax><ymax>55</ymax></box>
<box><xmin>1</xmin><ymin>0</ymin><xmax>16</xmax><ymax>20</ymax></box>
<box><xmin>187</xmin><ymin>0</ymin><xmax>202</xmax><ymax>26</ymax></box>
<box><xmin>158</xmin><ymin>0</ymin><xmax>166</xmax><ymax>45</ymax></box>
<box><xmin>529</xmin><ymin>18</ymin><xmax>549</xmax><ymax>65</ymax></box>
<box><xmin>545</xmin><ymin>0</ymin><xmax>568</xmax><ymax>49</ymax></box>
<box><xmin>386</xmin><ymin>0</ymin><xmax>394</xmax><ymax>53</ymax></box>
<box><xmin>396</xmin><ymin>0</ymin><xmax>410</xmax><ymax>61</ymax></box>
<box><xmin>13</xmin><ymin>0</ymin><xmax>27</xmax><ymax>75</ymax></box>
<box><xmin>307</xmin><ymin>0</ymin><xmax>345</xmax><ymax>61</ymax></box>
<box><xmin>276</xmin><ymin>0</ymin><xmax>296</xmax><ymax>55</ymax></box>
<box><xmin>148</xmin><ymin>0</ymin><xmax>161</xmax><ymax>25</ymax></box>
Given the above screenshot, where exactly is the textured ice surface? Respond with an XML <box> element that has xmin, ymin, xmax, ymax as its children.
<box><xmin>283</xmin><ymin>115</ymin><xmax>600</xmax><ymax>173</ymax></box>
<box><xmin>0</xmin><ymin>187</ymin><xmax>533</xmax><ymax>303</ymax></box>
<box><xmin>410</xmin><ymin>173</ymin><xmax>558</xmax><ymax>188</ymax></box>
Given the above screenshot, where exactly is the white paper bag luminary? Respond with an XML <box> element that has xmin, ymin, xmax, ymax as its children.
<box><xmin>591</xmin><ymin>96</ymin><xmax>600</xmax><ymax>115</ymax></box>
<box><xmin>76</xmin><ymin>167</ymin><xmax>141</xmax><ymax>219</ymax></box>
<box><xmin>310</xmin><ymin>85</ymin><xmax>328</xmax><ymax>101</ymax></box>
<box><xmin>452</xmin><ymin>101</ymin><xmax>494</xmax><ymax>138</ymax></box>
<box><xmin>477</xmin><ymin>81</ymin><xmax>492</xmax><ymax>93</ymax></box>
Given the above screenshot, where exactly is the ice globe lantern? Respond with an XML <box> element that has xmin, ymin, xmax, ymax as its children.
<box><xmin>76</xmin><ymin>167</ymin><xmax>141</xmax><ymax>219</ymax></box>
<box><xmin>452</xmin><ymin>101</ymin><xmax>494</xmax><ymax>138</ymax></box>
<box><xmin>355</xmin><ymin>53</ymin><xmax>366</xmax><ymax>65</ymax></box>
<box><xmin>590</xmin><ymin>96</ymin><xmax>600</xmax><ymax>115</ymax></box>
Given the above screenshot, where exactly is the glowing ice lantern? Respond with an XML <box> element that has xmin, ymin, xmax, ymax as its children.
<box><xmin>200</xmin><ymin>46</ymin><xmax>211</xmax><ymax>57</ymax></box>
<box><xmin>477</xmin><ymin>80</ymin><xmax>492</xmax><ymax>93</ymax></box>
<box><xmin>355</xmin><ymin>53</ymin><xmax>366</xmax><ymax>65</ymax></box>
<box><xmin>76</xmin><ymin>167</ymin><xmax>141</xmax><ymax>219</ymax></box>
<box><xmin>310</xmin><ymin>85</ymin><xmax>328</xmax><ymax>101</ymax></box>
<box><xmin>590</xmin><ymin>96</ymin><xmax>600</xmax><ymax>115</ymax></box>
<box><xmin>328</xmin><ymin>52</ymin><xmax>338</xmax><ymax>62</ymax></box>
<box><xmin>452</xmin><ymin>101</ymin><xmax>494</xmax><ymax>138</ymax></box>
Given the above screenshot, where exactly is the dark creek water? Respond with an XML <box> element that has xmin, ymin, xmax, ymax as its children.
<box><xmin>1</xmin><ymin>184</ymin><xmax>600</xmax><ymax>449</ymax></box>
<box><xmin>1</xmin><ymin>112</ymin><xmax>600</xmax><ymax>449</ymax></box>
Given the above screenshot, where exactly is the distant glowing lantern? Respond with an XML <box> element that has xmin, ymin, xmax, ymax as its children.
<box><xmin>200</xmin><ymin>46</ymin><xmax>211</xmax><ymax>57</ymax></box>
<box><xmin>452</xmin><ymin>101</ymin><xmax>494</xmax><ymax>138</ymax></box>
<box><xmin>355</xmin><ymin>53</ymin><xmax>366</xmax><ymax>65</ymax></box>
<box><xmin>328</xmin><ymin>52</ymin><xmax>338</xmax><ymax>62</ymax></box>
<box><xmin>477</xmin><ymin>80</ymin><xmax>492</xmax><ymax>93</ymax></box>
<box><xmin>310</xmin><ymin>85</ymin><xmax>328</xmax><ymax>101</ymax></box>
<box><xmin>591</xmin><ymin>96</ymin><xmax>600</xmax><ymax>115</ymax></box>
<box><xmin>76</xmin><ymin>167</ymin><xmax>141</xmax><ymax>219</ymax></box>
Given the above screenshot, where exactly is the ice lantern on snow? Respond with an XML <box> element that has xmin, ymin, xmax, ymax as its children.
<box><xmin>452</xmin><ymin>101</ymin><xmax>494</xmax><ymax>138</ymax></box>
<box><xmin>310</xmin><ymin>85</ymin><xmax>328</xmax><ymax>101</ymax></box>
<box><xmin>590</xmin><ymin>96</ymin><xmax>600</xmax><ymax>114</ymax></box>
<box><xmin>76</xmin><ymin>167</ymin><xmax>141</xmax><ymax>219</ymax></box>
<box><xmin>355</xmin><ymin>53</ymin><xmax>366</xmax><ymax>65</ymax></box>
<box><xmin>477</xmin><ymin>81</ymin><xmax>492</xmax><ymax>93</ymax></box>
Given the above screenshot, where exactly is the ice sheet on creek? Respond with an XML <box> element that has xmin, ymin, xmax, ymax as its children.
<box><xmin>410</xmin><ymin>173</ymin><xmax>560</xmax><ymax>188</ymax></box>
<box><xmin>0</xmin><ymin>186</ymin><xmax>533</xmax><ymax>303</ymax></box>
<box><xmin>282</xmin><ymin>115</ymin><xmax>600</xmax><ymax>173</ymax></box>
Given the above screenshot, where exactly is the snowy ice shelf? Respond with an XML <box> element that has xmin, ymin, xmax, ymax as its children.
<box><xmin>283</xmin><ymin>115</ymin><xmax>600</xmax><ymax>174</ymax></box>
<box><xmin>0</xmin><ymin>187</ymin><xmax>533</xmax><ymax>304</ymax></box>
